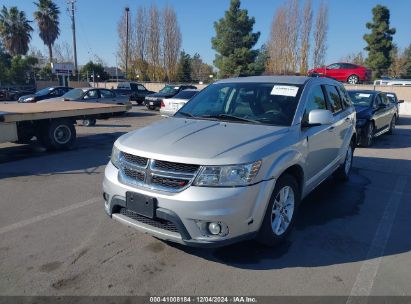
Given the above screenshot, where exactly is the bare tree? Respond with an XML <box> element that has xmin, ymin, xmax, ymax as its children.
<box><xmin>340</xmin><ymin>52</ymin><xmax>366</xmax><ymax>65</ymax></box>
<box><xmin>312</xmin><ymin>2</ymin><xmax>328</xmax><ymax>68</ymax></box>
<box><xmin>162</xmin><ymin>5</ymin><xmax>181</xmax><ymax>81</ymax></box>
<box><xmin>134</xmin><ymin>6</ymin><xmax>148</xmax><ymax>79</ymax></box>
<box><xmin>53</xmin><ymin>41</ymin><xmax>72</xmax><ymax>63</ymax></box>
<box><xmin>286</xmin><ymin>0</ymin><xmax>300</xmax><ymax>73</ymax></box>
<box><xmin>147</xmin><ymin>4</ymin><xmax>161</xmax><ymax>81</ymax></box>
<box><xmin>267</xmin><ymin>7</ymin><xmax>288</xmax><ymax>74</ymax></box>
<box><xmin>299</xmin><ymin>0</ymin><xmax>312</xmax><ymax>74</ymax></box>
<box><xmin>388</xmin><ymin>46</ymin><xmax>408</xmax><ymax>78</ymax></box>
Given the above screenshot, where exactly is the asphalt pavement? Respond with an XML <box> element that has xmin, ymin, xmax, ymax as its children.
<box><xmin>0</xmin><ymin>105</ymin><xmax>410</xmax><ymax>297</ymax></box>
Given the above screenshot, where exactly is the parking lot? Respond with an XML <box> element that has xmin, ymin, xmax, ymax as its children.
<box><xmin>0</xmin><ymin>104</ymin><xmax>410</xmax><ymax>296</ymax></box>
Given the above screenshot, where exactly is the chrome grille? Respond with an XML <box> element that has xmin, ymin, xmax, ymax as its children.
<box><xmin>123</xmin><ymin>167</ymin><xmax>145</xmax><ymax>182</ymax></box>
<box><xmin>153</xmin><ymin>160</ymin><xmax>199</xmax><ymax>174</ymax></box>
<box><xmin>119</xmin><ymin>208</ymin><xmax>179</xmax><ymax>233</ymax></box>
<box><xmin>122</xmin><ymin>152</ymin><xmax>148</xmax><ymax>168</ymax></box>
<box><xmin>118</xmin><ymin>152</ymin><xmax>200</xmax><ymax>192</ymax></box>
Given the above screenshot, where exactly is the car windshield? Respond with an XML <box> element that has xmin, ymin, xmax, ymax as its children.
<box><xmin>175</xmin><ymin>82</ymin><xmax>302</xmax><ymax>126</ymax></box>
<box><xmin>62</xmin><ymin>88</ymin><xmax>85</xmax><ymax>100</ymax></box>
<box><xmin>173</xmin><ymin>90</ymin><xmax>198</xmax><ymax>99</ymax></box>
<box><xmin>159</xmin><ymin>86</ymin><xmax>179</xmax><ymax>94</ymax></box>
<box><xmin>348</xmin><ymin>91</ymin><xmax>373</xmax><ymax>106</ymax></box>
<box><xmin>35</xmin><ymin>87</ymin><xmax>54</xmax><ymax>96</ymax></box>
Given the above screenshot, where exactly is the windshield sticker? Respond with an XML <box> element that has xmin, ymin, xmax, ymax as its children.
<box><xmin>271</xmin><ymin>85</ymin><xmax>299</xmax><ymax>97</ymax></box>
<box><xmin>174</xmin><ymin>86</ymin><xmax>179</xmax><ymax>89</ymax></box>
<box><xmin>386</xmin><ymin>94</ymin><xmax>394</xmax><ymax>97</ymax></box>
<box><xmin>358</xmin><ymin>93</ymin><xmax>371</xmax><ymax>98</ymax></box>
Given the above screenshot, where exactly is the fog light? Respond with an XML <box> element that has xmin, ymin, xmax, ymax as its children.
<box><xmin>208</xmin><ymin>222</ymin><xmax>221</xmax><ymax>235</ymax></box>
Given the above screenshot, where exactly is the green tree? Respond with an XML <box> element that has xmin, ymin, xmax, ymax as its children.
<box><xmin>0</xmin><ymin>6</ymin><xmax>33</xmax><ymax>56</ymax></box>
<box><xmin>33</xmin><ymin>0</ymin><xmax>60</xmax><ymax>64</ymax></box>
<box><xmin>6</xmin><ymin>55</ymin><xmax>38</xmax><ymax>84</ymax></box>
<box><xmin>211</xmin><ymin>0</ymin><xmax>260</xmax><ymax>78</ymax></box>
<box><xmin>176</xmin><ymin>51</ymin><xmax>191</xmax><ymax>82</ymax></box>
<box><xmin>80</xmin><ymin>61</ymin><xmax>109</xmax><ymax>81</ymax></box>
<box><xmin>363</xmin><ymin>5</ymin><xmax>396</xmax><ymax>79</ymax></box>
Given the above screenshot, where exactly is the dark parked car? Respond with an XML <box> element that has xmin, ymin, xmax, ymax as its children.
<box><xmin>144</xmin><ymin>84</ymin><xmax>197</xmax><ymax>110</ymax></box>
<box><xmin>385</xmin><ymin>92</ymin><xmax>404</xmax><ymax>121</ymax></box>
<box><xmin>113</xmin><ymin>82</ymin><xmax>155</xmax><ymax>105</ymax></box>
<box><xmin>18</xmin><ymin>86</ymin><xmax>73</xmax><ymax>103</ymax></box>
<box><xmin>0</xmin><ymin>87</ymin><xmax>36</xmax><ymax>101</ymax></box>
<box><xmin>348</xmin><ymin>90</ymin><xmax>397</xmax><ymax>147</ymax></box>
<box><xmin>308</xmin><ymin>62</ymin><xmax>372</xmax><ymax>84</ymax></box>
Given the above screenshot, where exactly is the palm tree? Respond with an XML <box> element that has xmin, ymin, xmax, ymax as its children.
<box><xmin>0</xmin><ymin>6</ymin><xmax>33</xmax><ymax>56</ymax></box>
<box><xmin>33</xmin><ymin>0</ymin><xmax>60</xmax><ymax>63</ymax></box>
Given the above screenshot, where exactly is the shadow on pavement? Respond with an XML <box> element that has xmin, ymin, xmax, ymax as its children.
<box><xmin>167</xmin><ymin>156</ymin><xmax>411</xmax><ymax>270</ymax></box>
<box><xmin>0</xmin><ymin>131</ymin><xmax>126</xmax><ymax>178</ymax></box>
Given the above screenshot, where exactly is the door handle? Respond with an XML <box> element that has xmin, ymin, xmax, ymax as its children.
<box><xmin>345</xmin><ymin>117</ymin><xmax>350</xmax><ymax>121</ymax></box>
<box><xmin>327</xmin><ymin>126</ymin><xmax>335</xmax><ymax>132</ymax></box>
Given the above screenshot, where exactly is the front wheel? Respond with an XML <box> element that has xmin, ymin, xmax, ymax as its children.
<box><xmin>361</xmin><ymin>122</ymin><xmax>374</xmax><ymax>147</ymax></box>
<box><xmin>257</xmin><ymin>174</ymin><xmax>300</xmax><ymax>247</ymax></box>
<box><xmin>347</xmin><ymin>74</ymin><xmax>359</xmax><ymax>84</ymax></box>
<box><xmin>83</xmin><ymin>118</ymin><xmax>96</xmax><ymax>127</ymax></box>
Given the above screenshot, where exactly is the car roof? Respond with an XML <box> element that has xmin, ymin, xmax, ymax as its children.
<box><xmin>347</xmin><ymin>89</ymin><xmax>380</xmax><ymax>94</ymax></box>
<box><xmin>179</xmin><ymin>89</ymin><xmax>199</xmax><ymax>92</ymax></box>
<box><xmin>216</xmin><ymin>75</ymin><xmax>311</xmax><ymax>85</ymax></box>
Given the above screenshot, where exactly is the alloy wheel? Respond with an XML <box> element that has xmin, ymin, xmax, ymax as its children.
<box><xmin>271</xmin><ymin>186</ymin><xmax>295</xmax><ymax>236</ymax></box>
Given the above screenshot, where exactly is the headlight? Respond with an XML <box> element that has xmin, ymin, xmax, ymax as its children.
<box><xmin>24</xmin><ymin>97</ymin><xmax>35</xmax><ymax>102</ymax></box>
<box><xmin>111</xmin><ymin>145</ymin><xmax>121</xmax><ymax>168</ymax></box>
<box><xmin>356</xmin><ymin>119</ymin><xmax>367</xmax><ymax>127</ymax></box>
<box><xmin>193</xmin><ymin>160</ymin><xmax>262</xmax><ymax>187</ymax></box>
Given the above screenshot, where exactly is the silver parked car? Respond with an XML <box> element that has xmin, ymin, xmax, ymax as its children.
<box><xmin>160</xmin><ymin>89</ymin><xmax>199</xmax><ymax>116</ymax></box>
<box><xmin>103</xmin><ymin>76</ymin><xmax>356</xmax><ymax>247</ymax></box>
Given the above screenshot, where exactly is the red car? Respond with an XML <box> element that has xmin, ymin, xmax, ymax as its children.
<box><xmin>308</xmin><ymin>62</ymin><xmax>371</xmax><ymax>84</ymax></box>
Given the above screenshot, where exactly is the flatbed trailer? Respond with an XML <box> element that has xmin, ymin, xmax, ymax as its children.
<box><xmin>0</xmin><ymin>101</ymin><xmax>129</xmax><ymax>150</ymax></box>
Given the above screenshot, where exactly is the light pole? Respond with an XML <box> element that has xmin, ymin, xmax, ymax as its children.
<box><xmin>125</xmin><ymin>7</ymin><xmax>130</xmax><ymax>80</ymax></box>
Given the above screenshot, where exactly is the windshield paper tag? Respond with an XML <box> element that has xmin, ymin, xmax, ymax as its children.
<box><xmin>358</xmin><ymin>93</ymin><xmax>371</xmax><ymax>98</ymax></box>
<box><xmin>271</xmin><ymin>85</ymin><xmax>299</xmax><ymax>97</ymax></box>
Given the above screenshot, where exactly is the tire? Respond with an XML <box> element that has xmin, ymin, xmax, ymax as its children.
<box><xmin>38</xmin><ymin>119</ymin><xmax>76</xmax><ymax>150</ymax></box>
<box><xmin>347</xmin><ymin>74</ymin><xmax>359</xmax><ymax>84</ymax></box>
<box><xmin>148</xmin><ymin>105</ymin><xmax>155</xmax><ymax>110</ymax></box>
<box><xmin>335</xmin><ymin>140</ymin><xmax>354</xmax><ymax>181</ymax></box>
<box><xmin>83</xmin><ymin>118</ymin><xmax>96</xmax><ymax>127</ymax></box>
<box><xmin>361</xmin><ymin>122</ymin><xmax>374</xmax><ymax>147</ymax></box>
<box><xmin>387</xmin><ymin>116</ymin><xmax>396</xmax><ymax>135</ymax></box>
<box><xmin>137</xmin><ymin>101</ymin><xmax>143</xmax><ymax>105</ymax></box>
<box><xmin>257</xmin><ymin>174</ymin><xmax>300</xmax><ymax>247</ymax></box>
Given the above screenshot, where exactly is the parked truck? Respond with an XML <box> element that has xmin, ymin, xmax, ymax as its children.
<box><xmin>0</xmin><ymin>101</ymin><xmax>129</xmax><ymax>150</ymax></box>
<box><xmin>113</xmin><ymin>82</ymin><xmax>155</xmax><ymax>105</ymax></box>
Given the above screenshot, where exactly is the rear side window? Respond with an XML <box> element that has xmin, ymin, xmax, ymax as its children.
<box><xmin>100</xmin><ymin>89</ymin><xmax>115</xmax><ymax>98</ymax></box>
<box><xmin>137</xmin><ymin>84</ymin><xmax>146</xmax><ymax>91</ymax></box>
<box><xmin>324</xmin><ymin>85</ymin><xmax>343</xmax><ymax>113</ymax></box>
<box><xmin>303</xmin><ymin>86</ymin><xmax>327</xmax><ymax>122</ymax></box>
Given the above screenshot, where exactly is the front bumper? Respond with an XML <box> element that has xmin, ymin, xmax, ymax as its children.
<box><xmin>103</xmin><ymin>161</ymin><xmax>275</xmax><ymax>247</ymax></box>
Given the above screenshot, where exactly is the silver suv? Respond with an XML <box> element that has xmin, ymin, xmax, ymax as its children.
<box><xmin>103</xmin><ymin>76</ymin><xmax>356</xmax><ymax>247</ymax></box>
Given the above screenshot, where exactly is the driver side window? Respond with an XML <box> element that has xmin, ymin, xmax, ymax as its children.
<box><xmin>303</xmin><ymin>86</ymin><xmax>327</xmax><ymax>123</ymax></box>
<box><xmin>84</xmin><ymin>90</ymin><xmax>98</xmax><ymax>99</ymax></box>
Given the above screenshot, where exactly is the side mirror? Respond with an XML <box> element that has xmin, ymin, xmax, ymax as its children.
<box><xmin>304</xmin><ymin>109</ymin><xmax>333</xmax><ymax>127</ymax></box>
<box><xmin>398</xmin><ymin>100</ymin><xmax>404</xmax><ymax>104</ymax></box>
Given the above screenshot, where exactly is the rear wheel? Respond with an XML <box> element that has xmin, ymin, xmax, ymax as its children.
<box><xmin>257</xmin><ymin>174</ymin><xmax>300</xmax><ymax>247</ymax></box>
<box><xmin>388</xmin><ymin>116</ymin><xmax>396</xmax><ymax>134</ymax></box>
<box><xmin>38</xmin><ymin>119</ymin><xmax>76</xmax><ymax>150</ymax></box>
<box><xmin>347</xmin><ymin>74</ymin><xmax>359</xmax><ymax>84</ymax></box>
<box><xmin>361</xmin><ymin>122</ymin><xmax>374</xmax><ymax>147</ymax></box>
<box><xmin>335</xmin><ymin>141</ymin><xmax>354</xmax><ymax>181</ymax></box>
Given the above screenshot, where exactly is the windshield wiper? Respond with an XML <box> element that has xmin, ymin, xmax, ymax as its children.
<box><xmin>200</xmin><ymin>114</ymin><xmax>261</xmax><ymax>124</ymax></box>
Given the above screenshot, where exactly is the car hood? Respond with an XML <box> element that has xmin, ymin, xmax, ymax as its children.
<box><xmin>38</xmin><ymin>97</ymin><xmax>65</xmax><ymax>103</ymax></box>
<box><xmin>116</xmin><ymin>117</ymin><xmax>290</xmax><ymax>165</ymax></box>
<box><xmin>146</xmin><ymin>92</ymin><xmax>176</xmax><ymax>99</ymax></box>
<box><xmin>354</xmin><ymin>105</ymin><xmax>373</xmax><ymax>119</ymax></box>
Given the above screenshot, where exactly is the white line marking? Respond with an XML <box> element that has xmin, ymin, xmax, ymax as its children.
<box><xmin>347</xmin><ymin>176</ymin><xmax>407</xmax><ymax>302</ymax></box>
<box><xmin>0</xmin><ymin>197</ymin><xmax>100</xmax><ymax>235</ymax></box>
